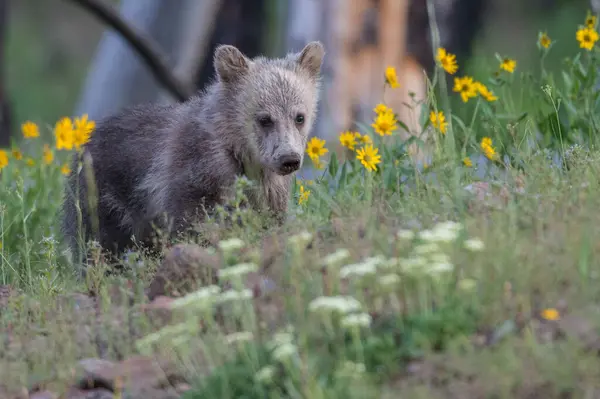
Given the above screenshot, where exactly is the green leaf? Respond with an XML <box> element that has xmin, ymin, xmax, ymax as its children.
<box><xmin>328</xmin><ymin>152</ymin><xmax>339</xmax><ymax>178</ymax></box>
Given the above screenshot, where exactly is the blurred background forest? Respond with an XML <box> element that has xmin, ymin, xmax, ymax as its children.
<box><xmin>4</xmin><ymin>0</ymin><xmax>592</xmax><ymax>150</ymax></box>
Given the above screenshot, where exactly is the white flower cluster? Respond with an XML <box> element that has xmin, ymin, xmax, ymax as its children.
<box><xmin>288</xmin><ymin>230</ymin><xmax>313</xmax><ymax>249</ymax></box>
<box><xmin>135</xmin><ymin>318</ymin><xmax>198</xmax><ymax>354</ymax></box>
<box><xmin>320</xmin><ymin>248</ymin><xmax>351</xmax><ymax>268</ymax></box>
<box><xmin>418</xmin><ymin>221</ymin><xmax>463</xmax><ymax>243</ymax></box>
<box><xmin>218</xmin><ymin>262</ymin><xmax>258</xmax><ymax>280</ymax></box>
<box><xmin>266</xmin><ymin>326</ymin><xmax>299</xmax><ymax>363</ymax></box>
<box><xmin>308</xmin><ymin>295</ymin><xmax>362</xmax><ymax>314</ymax></box>
<box><xmin>225</xmin><ymin>331</ymin><xmax>254</xmax><ymax>345</ymax></box>
<box><xmin>171</xmin><ymin>285</ymin><xmax>221</xmax><ymax>310</ymax></box>
<box><xmin>308</xmin><ymin>295</ymin><xmax>371</xmax><ymax>329</ymax></box>
<box><xmin>217</xmin><ymin>237</ymin><xmax>245</xmax><ymax>253</ymax></box>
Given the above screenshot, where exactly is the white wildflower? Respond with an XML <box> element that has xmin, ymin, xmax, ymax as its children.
<box><xmin>436</xmin><ymin>221</ymin><xmax>462</xmax><ymax>233</ymax></box>
<box><xmin>397</xmin><ymin>229</ymin><xmax>415</xmax><ymax>240</ymax></box>
<box><xmin>272</xmin><ymin>342</ymin><xmax>297</xmax><ymax>362</ymax></box>
<box><xmin>430</xmin><ymin>253</ymin><xmax>451</xmax><ymax>264</ymax></box>
<box><xmin>420</xmin><ymin>221</ymin><xmax>462</xmax><ymax>243</ymax></box>
<box><xmin>464</xmin><ymin>238</ymin><xmax>485</xmax><ymax>251</ymax></box>
<box><xmin>170</xmin><ymin>285</ymin><xmax>221</xmax><ymax>310</ymax></box>
<box><xmin>218</xmin><ymin>262</ymin><xmax>258</xmax><ymax>279</ymax></box>
<box><xmin>458</xmin><ymin>278</ymin><xmax>477</xmax><ymax>292</ymax></box>
<box><xmin>339</xmin><ymin>262</ymin><xmax>377</xmax><ymax>279</ymax></box>
<box><xmin>225</xmin><ymin>331</ymin><xmax>254</xmax><ymax>344</ymax></box>
<box><xmin>271</xmin><ymin>332</ymin><xmax>293</xmax><ymax>347</ymax></box>
<box><xmin>378</xmin><ymin>273</ymin><xmax>401</xmax><ymax>287</ymax></box>
<box><xmin>255</xmin><ymin>366</ymin><xmax>276</xmax><ymax>384</ymax></box>
<box><xmin>400</xmin><ymin>256</ymin><xmax>428</xmax><ymax>271</ymax></box>
<box><xmin>414</xmin><ymin>243</ymin><xmax>441</xmax><ymax>255</ymax></box>
<box><xmin>217</xmin><ymin>237</ymin><xmax>245</xmax><ymax>252</ymax></box>
<box><xmin>135</xmin><ymin>320</ymin><xmax>197</xmax><ymax>352</ymax></box>
<box><xmin>288</xmin><ymin>231</ymin><xmax>313</xmax><ymax>248</ymax></box>
<box><xmin>338</xmin><ymin>361</ymin><xmax>366</xmax><ymax>375</ymax></box>
<box><xmin>320</xmin><ymin>248</ymin><xmax>351</xmax><ymax>267</ymax></box>
<box><xmin>380</xmin><ymin>257</ymin><xmax>400</xmax><ymax>269</ymax></box>
<box><xmin>341</xmin><ymin>313</ymin><xmax>372</xmax><ymax>329</ymax></box>
<box><xmin>362</xmin><ymin>255</ymin><xmax>386</xmax><ymax>266</ymax></box>
<box><xmin>217</xmin><ymin>289</ymin><xmax>253</xmax><ymax>303</ymax></box>
<box><xmin>418</xmin><ymin>229</ymin><xmax>435</xmax><ymax>241</ymax></box>
<box><xmin>427</xmin><ymin>261</ymin><xmax>454</xmax><ymax>274</ymax></box>
<box><xmin>308</xmin><ymin>296</ymin><xmax>362</xmax><ymax>314</ymax></box>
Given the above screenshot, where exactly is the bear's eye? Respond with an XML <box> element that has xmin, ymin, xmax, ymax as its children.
<box><xmin>258</xmin><ymin>115</ymin><xmax>274</xmax><ymax>128</ymax></box>
<box><xmin>295</xmin><ymin>113</ymin><xmax>305</xmax><ymax>126</ymax></box>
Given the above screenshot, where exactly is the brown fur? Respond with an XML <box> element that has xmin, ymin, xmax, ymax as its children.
<box><xmin>61</xmin><ymin>42</ymin><xmax>325</xmax><ymax>274</ymax></box>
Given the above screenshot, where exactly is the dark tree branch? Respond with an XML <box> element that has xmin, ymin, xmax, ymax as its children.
<box><xmin>66</xmin><ymin>0</ymin><xmax>193</xmax><ymax>102</ymax></box>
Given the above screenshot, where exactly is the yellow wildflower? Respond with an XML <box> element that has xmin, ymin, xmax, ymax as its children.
<box><xmin>463</xmin><ymin>157</ymin><xmax>473</xmax><ymax>167</ymax></box>
<box><xmin>481</xmin><ymin>137</ymin><xmax>498</xmax><ymax>161</ymax></box>
<box><xmin>453</xmin><ymin>76</ymin><xmax>478</xmax><ymax>103</ymax></box>
<box><xmin>25</xmin><ymin>158</ymin><xmax>35</xmax><ymax>167</ymax></box>
<box><xmin>539</xmin><ymin>32</ymin><xmax>552</xmax><ymax>49</ymax></box>
<box><xmin>371</xmin><ymin>110</ymin><xmax>397</xmax><ymax>136</ymax></box>
<box><xmin>500</xmin><ymin>58</ymin><xmax>517</xmax><ymax>73</ymax></box>
<box><xmin>73</xmin><ymin>114</ymin><xmax>95</xmax><ymax>150</ymax></box>
<box><xmin>339</xmin><ymin>131</ymin><xmax>357</xmax><ymax>150</ymax></box>
<box><xmin>385</xmin><ymin>66</ymin><xmax>400</xmax><ymax>89</ymax></box>
<box><xmin>298</xmin><ymin>184</ymin><xmax>310</xmax><ymax>205</ymax></box>
<box><xmin>43</xmin><ymin>144</ymin><xmax>54</xmax><ymax>165</ymax></box>
<box><xmin>21</xmin><ymin>121</ymin><xmax>40</xmax><ymax>139</ymax></box>
<box><xmin>11</xmin><ymin>149</ymin><xmax>22</xmax><ymax>160</ymax></box>
<box><xmin>356</xmin><ymin>144</ymin><xmax>382</xmax><ymax>172</ymax></box>
<box><xmin>354</xmin><ymin>132</ymin><xmax>372</xmax><ymax>145</ymax></box>
<box><xmin>373</xmin><ymin>103</ymin><xmax>392</xmax><ymax>115</ymax></box>
<box><xmin>0</xmin><ymin>149</ymin><xmax>8</xmax><ymax>170</ymax></box>
<box><xmin>306</xmin><ymin>137</ymin><xmax>328</xmax><ymax>160</ymax></box>
<box><xmin>586</xmin><ymin>14</ymin><xmax>597</xmax><ymax>29</ymax></box>
<box><xmin>429</xmin><ymin>111</ymin><xmax>448</xmax><ymax>135</ymax></box>
<box><xmin>55</xmin><ymin>117</ymin><xmax>75</xmax><ymax>150</ymax></box>
<box><xmin>476</xmin><ymin>82</ymin><xmax>498</xmax><ymax>102</ymax></box>
<box><xmin>61</xmin><ymin>163</ymin><xmax>71</xmax><ymax>176</ymax></box>
<box><xmin>436</xmin><ymin>47</ymin><xmax>458</xmax><ymax>75</ymax></box>
<box><xmin>311</xmin><ymin>156</ymin><xmax>325</xmax><ymax>170</ymax></box>
<box><xmin>577</xmin><ymin>26</ymin><xmax>599</xmax><ymax>50</ymax></box>
<box><xmin>540</xmin><ymin>308</ymin><xmax>560</xmax><ymax>321</ymax></box>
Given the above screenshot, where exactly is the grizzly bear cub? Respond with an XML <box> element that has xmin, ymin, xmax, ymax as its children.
<box><xmin>62</xmin><ymin>41</ymin><xmax>325</xmax><ymax>273</ymax></box>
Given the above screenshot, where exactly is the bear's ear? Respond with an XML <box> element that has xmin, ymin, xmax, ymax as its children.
<box><xmin>296</xmin><ymin>41</ymin><xmax>325</xmax><ymax>80</ymax></box>
<box><xmin>214</xmin><ymin>45</ymin><xmax>251</xmax><ymax>83</ymax></box>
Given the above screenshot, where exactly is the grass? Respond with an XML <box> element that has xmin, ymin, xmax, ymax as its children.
<box><xmin>4</xmin><ymin>7</ymin><xmax>600</xmax><ymax>399</ymax></box>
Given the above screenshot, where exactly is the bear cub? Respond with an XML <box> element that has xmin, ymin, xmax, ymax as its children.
<box><xmin>61</xmin><ymin>41</ymin><xmax>325</xmax><ymax>273</ymax></box>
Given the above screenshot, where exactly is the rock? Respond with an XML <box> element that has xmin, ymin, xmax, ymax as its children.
<box><xmin>557</xmin><ymin>314</ymin><xmax>600</xmax><ymax>353</ymax></box>
<box><xmin>64</xmin><ymin>388</ymin><xmax>114</xmax><ymax>399</ymax></box>
<box><xmin>76</xmin><ymin>356</ymin><xmax>182</xmax><ymax>398</ymax></box>
<box><xmin>28</xmin><ymin>391</ymin><xmax>58</xmax><ymax>399</ymax></box>
<box><xmin>147</xmin><ymin>244</ymin><xmax>221</xmax><ymax>300</ymax></box>
<box><xmin>140</xmin><ymin>295</ymin><xmax>176</xmax><ymax>325</ymax></box>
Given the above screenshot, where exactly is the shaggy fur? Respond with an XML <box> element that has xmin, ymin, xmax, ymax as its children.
<box><xmin>61</xmin><ymin>42</ymin><xmax>325</xmax><ymax>273</ymax></box>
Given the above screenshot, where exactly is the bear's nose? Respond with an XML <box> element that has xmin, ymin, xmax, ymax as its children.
<box><xmin>278</xmin><ymin>154</ymin><xmax>301</xmax><ymax>173</ymax></box>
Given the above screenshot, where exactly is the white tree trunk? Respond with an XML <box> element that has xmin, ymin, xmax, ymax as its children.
<box><xmin>74</xmin><ymin>0</ymin><xmax>196</xmax><ymax>120</ymax></box>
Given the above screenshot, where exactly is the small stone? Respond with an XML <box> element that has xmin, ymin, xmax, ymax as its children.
<box><xmin>147</xmin><ymin>244</ymin><xmax>221</xmax><ymax>300</ymax></box>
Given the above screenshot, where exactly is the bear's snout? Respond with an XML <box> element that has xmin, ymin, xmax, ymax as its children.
<box><xmin>276</xmin><ymin>153</ymin><xmax>302</xmax><ymax>175</ymax></box>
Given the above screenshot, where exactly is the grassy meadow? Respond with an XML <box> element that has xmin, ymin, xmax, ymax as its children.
<box><xmin>3</xmin><ymin>7</ymin><xmax>600</xmax><ymax>399</ymax></box>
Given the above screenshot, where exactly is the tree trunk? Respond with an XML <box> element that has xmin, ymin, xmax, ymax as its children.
<box><xmin>286</xmin><ymin>0</ymin><xmax>336</xmax><ymax>146</ymax></box>
<box><xmin>74</xmin><ymin>0</ymin><xmax>197</xmax><ymax>121</ymax></box>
